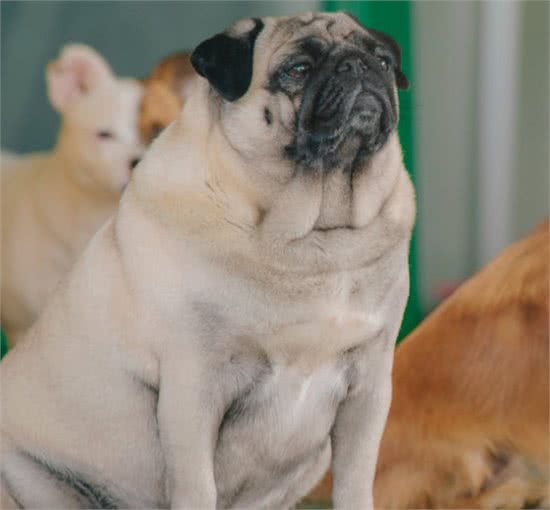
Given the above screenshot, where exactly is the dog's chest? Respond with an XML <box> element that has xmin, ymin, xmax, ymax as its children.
<box><xmin>214</xmin><ymin>358</ymin><xmax>350</xmax><ymax>508</ymax></box>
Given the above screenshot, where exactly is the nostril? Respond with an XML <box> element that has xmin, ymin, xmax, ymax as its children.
<box><xmin>337</xmin><ymin>58</ymin><xmax>366</xmax><ymax>75</ymax></box>
<box><xmin>337</xmin><ymin>61</ymin><xmax>353</xmax><ymax>74</ymax></box>
<box><xmin>130</xmin><ymin>158</ymin><xmax>140</xmax><ymax>170</ymax></box>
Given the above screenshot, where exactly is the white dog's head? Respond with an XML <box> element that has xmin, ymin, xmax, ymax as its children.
<box><xmin>47</xmin><ymin>44</ymin><xmax>144</xmax><ymax>193</ymax></box>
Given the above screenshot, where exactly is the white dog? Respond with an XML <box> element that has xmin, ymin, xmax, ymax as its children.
<box><xmin>1</xmin><ymin>44</ymin><xmax>144</xmax><ymax>347</ymax></box>
<box><xmin>1</xmin><ymin>13</ymin><xmax>415</xmax><ymax>509</ymax></box>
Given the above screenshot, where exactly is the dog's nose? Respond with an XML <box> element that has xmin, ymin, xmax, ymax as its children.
<box><xmin>336</xmin><ymin>57</ymin><xmax>367</xmax><ymax>76</ymax></box>
<box><xmin>130</xmin><ymin>158</ymin><xmax>140</xmax><ymax>170</ymax></box>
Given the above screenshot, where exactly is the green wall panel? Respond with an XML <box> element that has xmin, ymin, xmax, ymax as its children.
<box><xmin>1</xmin><ymin>329</ymin><xmax>7</xmax><ymax>359</ymax></box>
<box><xmin>324</xmin><ymin>1</ymin><xmax>422</xmax><ymax>340</ymax></box>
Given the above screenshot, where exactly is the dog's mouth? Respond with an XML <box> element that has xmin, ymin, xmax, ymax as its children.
<box><xmin>314</xmin><ymin>224</ymin><xmax>355</xmax><ymax>230</ymax></box>
<box><xmin>285</xmin><ymin>66</ymin><xmax>395</xmax><ymax>171</ymax></box>
<box><xmin>310</xmin><ymin>225</ymin><xmax>368</xmax><ymax>239</ymax></box>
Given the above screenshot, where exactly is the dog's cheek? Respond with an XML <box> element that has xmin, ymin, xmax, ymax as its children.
<box><xmin>274</xmin><ymin>93</ymin><xmax>297</xmax><ymax>136</ymax></box>
<box><xmin>261</xmin><ymin>94</ymin><xmax>297</xmax><ymax>157</ymax></box>
<box><xmin>90</xmin><ymin>138</ymin><xmax>127</xmax><ymax>190</ymax></box>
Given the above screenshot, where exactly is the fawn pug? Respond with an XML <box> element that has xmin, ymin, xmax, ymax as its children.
<box><xmin>1</xmin><ymin>13</ymin><xmax>415</xmax><ymax>509</ymax></box>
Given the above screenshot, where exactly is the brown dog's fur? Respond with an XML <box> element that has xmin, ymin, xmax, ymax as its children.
<box><xmin>302</xmin><ymin>220</ymin><xmax>549</xmax><ymax>509</ymax></box>
<box><xmin>139</xmin><ymin>51</ymin><xmax>195</xmax><ymax>144</ymax></box>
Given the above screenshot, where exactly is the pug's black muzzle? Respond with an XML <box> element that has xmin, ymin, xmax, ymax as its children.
<box><xmin>286</xmin><ymin>52</ymin><xmax>397</xmax><ymax>171</ymax></box>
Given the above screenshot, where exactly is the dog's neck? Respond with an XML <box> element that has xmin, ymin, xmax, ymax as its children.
<box><xmin>207</xmin><ymin>128</ymin><xmax>405</xmax><ymax>236</ymax></box>
<box><xmin>132</xmin><ymin>82</ymin><xmax>409</xmax><ymax>271</ymax></box>
<box><xmin>206</xmin><ymin>125</ymin><xmax>272</xmax><ymax>229</ymax></box>
<box><xmin>183</xmin><ymin>83</ymin><xmax>272</xmax><ymax>231</ymax></box>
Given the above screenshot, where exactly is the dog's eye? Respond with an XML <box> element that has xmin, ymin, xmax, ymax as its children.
<box><xmin>97</xmin><ymin>130</ymin><xmax>115</xmax><ymax>139</ymax></box>
<box><xmin>376</xmin><ymin>55</ymin><xmax>391</xmax><ymax>71</ymax></box>
<box><xmin>285</xmin><ymin>62</ymin><xmax>312</xmax><ymax>79</ymax></box>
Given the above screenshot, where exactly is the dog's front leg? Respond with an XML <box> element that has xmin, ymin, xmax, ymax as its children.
<box><xmin>158</xmin><ymin>352</ymin><xmax>222</xmax><ymax>509</ymax></box>
<box><xmin>330</xmin><ymin>346</ymin><xmax>394</xmax><ymax>510</ymax></box>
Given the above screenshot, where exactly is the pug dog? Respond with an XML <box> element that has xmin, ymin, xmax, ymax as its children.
<box><xmin>1</xmin><ymin>44</ymin><xmax>144</xmax><ymax>347</ymax></box>
<box><xmin>0</xmin><ymin>12</ymin><xmax>415</xmax><ymax>509</ymax></box>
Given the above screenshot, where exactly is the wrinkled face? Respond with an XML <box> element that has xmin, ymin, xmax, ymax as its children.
<box><xmin>192</xmin><ymin>12</ymin><xmax>408</xmax><ymax>174</ymax></box>
<box><xmin>63</xmin><ymin>78</ymin><xmax>144</xmax><ymax>192</ymax></box>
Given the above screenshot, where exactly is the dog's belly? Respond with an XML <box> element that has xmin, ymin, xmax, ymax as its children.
<box><xmin>214</xmin><ymin>360</ymin><xmax>349</xmax><ymax>508</ymax></box>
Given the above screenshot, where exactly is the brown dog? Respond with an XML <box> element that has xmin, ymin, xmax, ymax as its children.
<box><xmin>303</xmin><ymin>220</ymin><xmax>549</xmax><ymax>509</ymax></box>
<box><xmin>139</xmin><ymin>51</ymin><xmax>196</xmax><ymax>144</ymax></box>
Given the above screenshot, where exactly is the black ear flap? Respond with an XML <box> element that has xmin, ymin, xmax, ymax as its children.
<box><xmin>396</xmin><ymin>70</ymin><xmax>409</xmax><ymax>90</ymax></box>
<box><xmin>365</xmin><ymin>26</ymin><xmax>410</xmax><ymax>90</ymax></box>
<box><xmin>191</xmin><ymin>19</ymin><xmax>264</xmax><ymax>102</ymax></box>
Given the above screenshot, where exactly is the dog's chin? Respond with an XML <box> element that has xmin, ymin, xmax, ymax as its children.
<box><xmin>286</xmin><ymin>92</ymin><xmax>393</xmax><ymax>171</ymax></box>
<box><xmin>106</xmin><ymin>172</ymin><xmax>132</xmax><ymax>195</ymax></box>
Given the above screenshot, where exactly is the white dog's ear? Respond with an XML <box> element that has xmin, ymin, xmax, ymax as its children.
<box><xmin>47</xmin><ymin>44</ymin><xmax>113</xmax><ymax>112</ymax></box>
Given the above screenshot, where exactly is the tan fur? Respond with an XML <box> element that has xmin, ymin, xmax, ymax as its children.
<box><xmin>1</xmin><ymin>13</ymin><xmax>415</xmax><ymax>509</ymax></box>
<box><xmin>139</xmin><ymin>52</ymin><xmax>196</xmax><ymax>144</ymax></box>
<box><xmin>302</xmin><ymin>221</ymin><xmax>549</xmax><ymax>509</ymax></box>
<box><xmin>1</xmin><ymin>45</ymin><xmax>143</xmax><ymax>347</ymax></box>
<box><xmin>374</xmin><ymin>220</ymin><xmax>549</xmax><ymax>509</ymax></box>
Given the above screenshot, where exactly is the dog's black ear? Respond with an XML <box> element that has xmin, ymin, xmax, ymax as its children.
<box><xmin>367</xmin><ymin>27</ymin><xmax>409</xmax><ymax>90</ymax></box>
<box><xmin>345</xmin><ymin>15</ymin><xmax>410</xmax><ymax>91</ymax></box>
<box><xmin>395</xmin><ymin>70</ymin><xmax>409</xmax><ymax>90</ymax></box>
<box><xmin>191</xmin><ymin>19</ymin><xmax>264</xmax><ymax>101</ymax></box>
